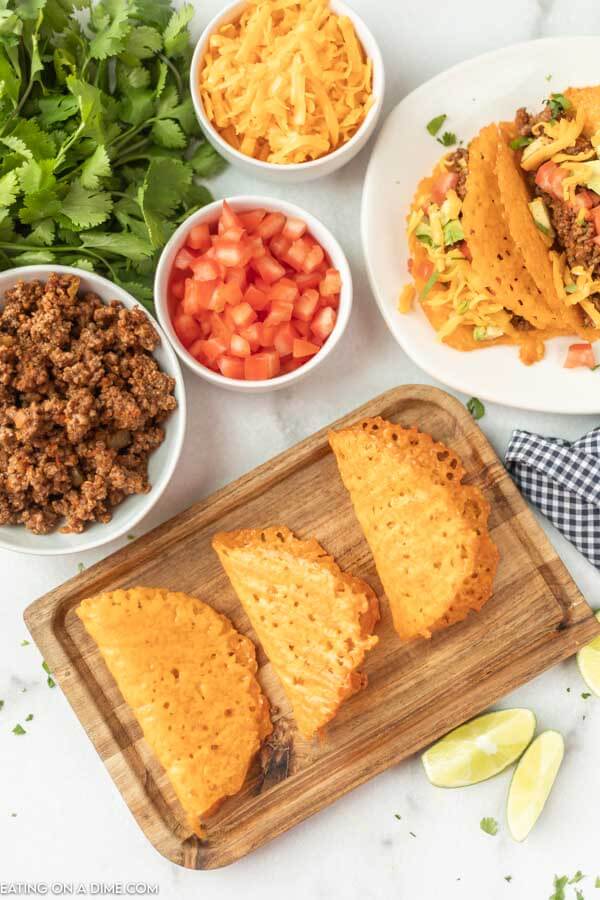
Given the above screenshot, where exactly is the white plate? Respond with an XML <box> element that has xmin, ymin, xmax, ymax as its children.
<box><xmin>362</xmin><ymin>36</ymin><xmax>600</xmax><ymax>414</ymax></box>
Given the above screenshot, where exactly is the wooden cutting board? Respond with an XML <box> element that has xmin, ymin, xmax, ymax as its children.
<box><xmin>24</xmin><ymin>385</ymin><xmax>599</xmax><ymax>870</ymax></box>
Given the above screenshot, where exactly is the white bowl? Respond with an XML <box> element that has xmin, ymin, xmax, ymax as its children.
<box><xmin>190</xmin><ymin>0</ymin><xmax>385</xmax><ymax>183</ymax></box>
<box><xmin>154</xmin><ymin>196</ymin><xmax>353</xmax><ymax>393</ymax></box>
<box><xmin>0</xmin><ymin>265</ymin><xmax>186</xmax><ymax>556</ymax></box>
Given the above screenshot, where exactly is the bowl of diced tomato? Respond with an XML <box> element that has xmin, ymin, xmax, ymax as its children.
<box><xmin>154</xmin><ymin>197</ymin><xmax>352</xmax><ymax>391</ymax></box>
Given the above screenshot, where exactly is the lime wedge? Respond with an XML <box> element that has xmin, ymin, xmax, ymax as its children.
<box><xmin>577</xmin><ymin>610</ymin><xmax>600</xmax><ymax>697</ymax></box>
<box><xmin>422</xmin><ymin>708</ymin><xmax>536</xmax><ymax>788</ymax></box>
<box><xmin>507</xmin><ymin>730</ymin><xmax>564</xmax><ymax>842</ymax></box>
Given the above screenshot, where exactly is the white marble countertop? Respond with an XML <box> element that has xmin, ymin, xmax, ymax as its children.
<box><xmin>2</xmin><ymin>1</ymin><xmax>600</xmax><ymax>898</ymax></box>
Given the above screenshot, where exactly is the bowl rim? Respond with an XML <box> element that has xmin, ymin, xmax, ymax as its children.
<box><xmin>189</xmin><ymin>0</ymin><xmax>385</xmax><ymax>174</ymax></box>
<box><xmin>154</xmin><ymin>196</ymin><xmax>353</xmax><ymax>391</ymax></box>
<box><xmin>0</xmin><ymin>264</ymin><xmax>186</xmax><ymax>556</ymax></box>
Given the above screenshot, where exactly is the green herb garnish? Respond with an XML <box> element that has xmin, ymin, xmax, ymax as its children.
<box><xmin>504</xmin><ymin>876</ymin><xmax>512</xmax><ymax>883</ymax></box>
<box><xmin>550</xmin><ymin>876</ymin><xmax>568</xmax><ymax>900</ymax></box>
<box><xmin>480</xmin><ymin>817</ymin><xmax>498</xmax><ymax>836</ymax></box>
<box><xmin>467</xmin><ymin>397</ymin><xmax>485</xmax><ymax>420</ymax></box>
<box><xmin>565</xmin><ymin>284</ymin><xmax>578</xmax><ymax>294</ymax></box>
<box><xmin>595</xmin><ymin>877</ymin><xmax>600</xmax><ymax>888</ymax></box>
<box><xmin>546</xmin><ymin>93</ymin><xmax>572</xmax><ymax>119</ymax></box>
<box><xmin>571</xmin><ymin>873</ymin><xmax>585</xmax><ymax>884</ymax></box>
<box><xmin>20</xmin><ymin>640</ymin><xmax>29</xmax><ymax>647</ymax></box>
<box><xmin>509</xmin><ymin>136</ymin><xmax>533</xmax><ymax>151</ymax></box>
<box><xmin>535</xmin><ymin>221</ymin><xmax>551</xmax><ymax>237</ymax></box>
<box><xmin>409</xmin><ymin>831</ymin><xmax>416</xmax><ymax>838</ymax></box>
<box><xmin>42</xmin><ymin>661</ymin><xmax>56</xmax><ymax>689</ymax></box>
<box><xmin>25</xmin><ymin>714</ymin><xmax>33</xmax><ymax>722</ymax></box>
<box><xmin>127</xmin><ymin>534</ymin><xmax>135</xmax><ymax>541</ymax></box>
<box><xmin>427</xmin><ymin>114</ymin><xmax>447</xmax><ymax>136</ymax></box>
<box><xmin>443</xmin><ymin>219</ymin><xmax>464</xmax><ymax>246</ymax></box>
<box><xmin>0</xmin><ymin>0</ymin><xmax>224</xmax><ymax>312</ymax></box>
<box><xmin>12</xmin><ymin>724</ymin><xmax>25</xmax><ymax>736</ymax></box>
<box><xmin>421</xmin><ymin>270</ymin><xmax>439</xmax><ymax>298</ymax></box>
<box><xmin>394</xmin><ymin>813</ymin><xmax>401</xmax><ymax>820</ymax></box>
<box><xmin>0</xmin><ymin>700</ymin><xmax>4</xmax><ymax>711</ymax></box>
<box><xmin>582</xmin><ymin>692</ymin><xmax>592</xmax><ymax>699</ymax></box>
<box><xmin>78</xmin><ymin>562</ymin><xmax>85</xmax><ymax>574</ymax></box>
<box><xmin>575</xmin><ymin>890</ymin><xmax>584</xmax><ymax>900</ymax></box>
<box><xmin>438</xmin><ymin>131</ymin><xmax>457</xmax><ymax>147</ymax></box>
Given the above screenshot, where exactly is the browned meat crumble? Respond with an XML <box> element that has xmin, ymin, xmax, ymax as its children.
<box><xmin>0</xmin><ymin>273</ymin><xmax>176</xmax><ymax>534</ymax></box>
<box><xmin>447</xmin><ymin>147</ymin><xmax>468</xmax><ymax>200</ymax></box>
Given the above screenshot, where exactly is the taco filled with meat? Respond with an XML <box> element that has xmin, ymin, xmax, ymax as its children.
<box><xmin>404</xmin><ymin>128</ymin><xmax>565</xmax><ymax>364</ymax></box>
<box><xmin>497</xmin><ymin>87</ymin><xmax>600</xmax><ymax>336</ymax></box>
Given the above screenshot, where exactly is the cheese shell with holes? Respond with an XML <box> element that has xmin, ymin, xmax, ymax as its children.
<box><xmin>212</xmin><ymin>527</ymin><xmax>379</xmax><ymax>739</ymax></box>
<box><xmin>329</xmin><ymin>418</ymin><xmax>499</xmax><ymax>641</ymax></box>
<box><xmin>76</xmin><ymin>587</ymin><xmax>272</xmax><ymax>833</ymax></box>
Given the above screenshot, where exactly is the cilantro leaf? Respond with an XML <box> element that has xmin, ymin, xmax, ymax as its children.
<box><xmin>547</xmin><ymin>93</ymin><xmax>572</xmax><ymax>119</ymax></box>
<box><xmin>89</xmin><ymin>0</ymin><xmax>134</xmax><ymax>61</ymax></box>
<box><xmin>550</xmin><ymin>876</ymin><xmax>568</xmax><ymax>900</ymax></box>
<box><xmin>467</xmin><ymin>397</ymin><xmax>485</xmax><ymax>420</ymax></box>
<box><xmin>139</xmin><ymin>157</ymin><xmax>192</xmax><ymax>247</ymax></box>
<box><xmin>504</xmin><ymin>876</ymin><xmax>512</xmax><ymax>883</ymax></box>
<box><xmin>80</xmin><ymin>145</ymin><xmax>111</xmax><ymax>190</ymax></box>
<box><xmin>0</xmin><ymin>171</ymin><xmax>19</xmax><ymax>207</ymax></box>
<box><xmin>437</xmin><ymin>131</ymin><xmax>457</xmax><ymax>147</ymax></box>
<box><xmin>37</xmin><ymin>95</ymin><xmax>79</xmax><ymax>126</ymax></box>
<box><xmin>595</xmin><ymin>877</ymin><xmax>600</xmax><ymax>888</ymax></box>
<box><xmin>80</xmin><ymin>231</ymin><xmax>153</xmax><ymax>262</ymax></box>
<box><xmin>582</xmin><ymin>692</ymin><xmax>592</xmax><ymax>699</ymax></box>
<box><xmin>426</xmin><ymin>114</ymin><xmax>447</xmax><ymax>136</ymax></box>
<box><xmin>189</xmin><ymin>142</ymin><xmax>226</xmax><ymax>178</ymax></box>
<box><xmin>12</xmin><ymin>724</ymin><xmax>26</xmax><ymax>736</ymax></box>
<box><xmin>62</xmin><ymin>180</ymin><xmax>113</xmax><ymax>229</ymax></box>
<box><xmin>510</xmin><ymin>136</ymin><xmax>533</xmax><ymax>151</ymax></box>
<box><xmin>479</xmin><ymin>817</ymin><xmax>498</xmax><ymax>836</ymax></box>
<box><xmin>570</xmin><ymin>873</ymin><xmax>585</xmax><ymax>884</ymax></box>
<box><xmin>20</xmin><ymin>639</ymin><xmax>30</xmax><ymax>646</ymax></box>
<box><xmin>127</xmin><ymin>25</ymin><xmax>163</xmax><ymax>60</ymax></box>
<box><xmin>163</xmin><ymin>3</ymin><xmax>194</xmax><ymax>56</ymax></box>
<box><xmin>151</xmin><ymin>118</ymin><xmax>186</xmax><ymax>149</ymax></box>
<box><xmin>0</xmin><ymin>700</ymin><xmax>4</xmax><ymax>711</ymax></box>
<box><xmin>25</xmin><ymin>714</ymin><xmax>33</xmax><ymax>722</ymax></box>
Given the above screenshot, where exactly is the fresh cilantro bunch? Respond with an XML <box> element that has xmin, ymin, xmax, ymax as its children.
<box><xmin>0</xmin><ymin>0</ymin><xmax>225</xmax><ymax>310</ymax></box>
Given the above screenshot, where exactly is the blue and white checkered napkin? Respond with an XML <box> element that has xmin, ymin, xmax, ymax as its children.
<box><xmin>505</xmin><ymin>428</ymin><xmax>600</xmax><ymax>569</ymax></box>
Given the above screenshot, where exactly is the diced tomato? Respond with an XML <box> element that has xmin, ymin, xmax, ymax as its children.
<box><xmin>214</xmin><ymin>239</ymin><xmax>252</xmax><ymax>268</ymax></box>
<box><xmin>459</xmin><ymin>240</ymin><xmax>472</xmax><ymax>261</ymax></box>
<box><xmin>282</xmin><ymin>216</ymin><xmax>307</xmax><ymax>241</ymax></box>
<box><xmin>292</xmin><ymin>318</ymin><xmax>311</xmax><ymax>338</ymax></box>
<box><xmin>274</xmin><ymin>322</ymin><xmax>298</xmax><ymax>356</ymax></box>
<box><xmin>238</xmin><ymin>208</ymin><xmax>267</xmax><ymax>232</ymax></box>
<box><xmin>244</xmin><ymin>351</ymin><xmax>281</xmax><ymax>380</ymax></box>
<box><xmin>221</xmin><ymin>225</ymin><xmax>246</xmax><ymax>242</ymax></box>
<box><xmin>412</xmin><ymin>258</ymin><xmax>434</xmax><ymax>282</ymax></box>
<box><xmin>174</xmin><ymin>247</ymin><xmax>196</xmax><ymax>271</ymax></box>
<box><xmin>535</xmin><ymin>161</ymin><xmax>568</xmax><ymax>200</ymax></box>
<box><xmin>268</xmin><ymin>277</ymin><xmax>299</xmax><ymax>304</ymax></box>
<box><xmin>173</xmin><ymin>313</ymin><xmax>202</xmax><ymax>347</ymax></box>
<box><xmin>293</xmin><ymin>271</ymin><xmax>322</xmax><ymax>291</ymax></box>
<box><xmin>220</xmin><ymin>200</ymin><xmax>243</xmax><ymax>231</ymax></box>
<box><xmin>256</xmin><ymin>212</ymin><xmax>285</xmax><ymax>240</ymax></box>
<box><xmin>270</xmin><ymin>234</ymin><xmax>292</xmax><ymax>259</ymax></box>
<box><xmin>217</xmin><ymin>355</ymin><xmax>244</xmax><ymax>379</ymax></box>
<box><xmin>280</xmin><ymin>356</ymin><xmax>305</xmax><ymax>374</ymax></box>
<box><xmin>431</xmin><ymin>171</ymin><xmax>458</xmax><ymax>205</ymax></box>
<box><xmin>285</xmin><ymin>238</ymin><xmax>309</xmax><ymax>272</ymax></box>
<box><xmin>254</xmin><ymin>254</ymin><xmax>286</xmax><ymax>284</ymax></box>
<box><xmin>225</xmin><ymin>266</ymin><xmax>248</xmax><ymax>292</ymax></box>
<box><xmin>191</xmin><ymin>256</ymin><xmax>222</xmax><ymax>282</ymax></box>
<box><xmin>593</xmin><ymin>207</ymin><xmax>600</xmax><ymax>235</ymax></box>
<box><xmin>223</xmin><ymin>305</ymin><xmax>237</xmax><ymax>333</ymax></box>
<box><xmin>188</xmin><ymin>338</ymin><xmax>207</xmax><ymax>360</ymax></box>
<box><xmin>302</xmin><ymin>243</ymin><xmax>325</xmax><ymax>273</ymax></box>
<box><xmin>247</xmin><ymin>235</ymin><xmax>267</xmax><ymax>259</ymax></box>
<box><xmin>170</xmin><ymin>278</ymin><xmax>185</xmax><ymax>301</ymax></box>
<box><xmin>311</xmin><ymin>306</ymin><xmax>337</xmax><ymax>341</ymax></box>
<box><xmin>564</xmin><ymin>342</ymin><xmax>596</xmax><ymax>368</ymax></box>
<box><xmin>258</xmin><ymin>323</ymin><xmax>276</xmax><ymax>347</ymax></box>
<box><xmin>213</xmin><ymin>281</ymin><xmax>243</xmax><ymax>309</ymax></box>
<box><xmin>319</xmin><ymin>268</ymin><xmax>341</xmax><ymax>296</ymax></box>
<box><xmin>244</xmin><ymin>284</ymin><xmax>270</xmax><ymax>311</ymax></box>
<box><xmin>182</xmin><ymin>279</ymin><xmax>218</xmax><ymax>316</ymax></box>
<box><xmin>187</xmin><ymin>223</ymin><xmax>211</xmax><ymax>251</ymax></box>
<box><xmin>292</xmin><ymin>338</ymin><xmax>320</xmax><ymax>358</ymax></box>
<box><xmin>230</xmin><ymin>333</ymin><xmax>252</xmax><ymax>358</ymax></box>
<box><xmin>294</xmin><ymin>289</ymin><xmax>320</xmax><ymax>322</ymax></box>
<box><xmin>264</xmin><ymin>299</ymin><xmax>294</xmax><ymax>326</ymax></box>
<box><xmin>197</xmin><ymin>337</ymin><xmax>228</xmax><ymax>365</ymax></box>
<box><xmin>239</xmin><ymin>323</ymin><xmax>262</xmax><ymax>352</ymax></box>
<box><xmin>210</xmin><ymin>312</ymin><xmax>233</xmax><ymax>344</ymax></box>
<box><xmin>230</xmin><ymin>301</ymin><xmax>257</xmax><ymax>329</ymax></box>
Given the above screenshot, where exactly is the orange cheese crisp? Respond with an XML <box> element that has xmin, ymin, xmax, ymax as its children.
<box><xmin>329</xmin><ymin>419</ymin><xmax>499</xmax><ymax>641</ymax></box>
<box><xmin>212</xmin><ymin>527</ymin><xmax>379</xmax><ymax>739</ymax></box>
<box><xmin>199</xmin><ymin>0</ymin><xmax>373</xmax><ymax>164</ymax></box>
<box><xmin>76</xmin><ymin>587</ymin><xmax>271</xmax><ymax>832</ymax></box>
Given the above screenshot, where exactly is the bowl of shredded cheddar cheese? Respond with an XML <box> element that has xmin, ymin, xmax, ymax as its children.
<box><xmin>191</xmin><ymin>0</ymin><xmax>384</xmax><ymax>182</ymax></box>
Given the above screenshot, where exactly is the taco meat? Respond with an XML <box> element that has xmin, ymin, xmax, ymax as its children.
<box><xmin>446</xmin><ymin>148</ymin><xmax>468</xmax><ymax>200</ymax></box>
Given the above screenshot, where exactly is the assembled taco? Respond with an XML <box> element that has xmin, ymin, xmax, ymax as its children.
<box><xmin>497</xmin><ymin>88</ymin><xmax>600</xmax><ymax>336</ymax></box>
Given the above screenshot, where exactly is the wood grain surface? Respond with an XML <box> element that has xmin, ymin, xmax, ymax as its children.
<box><xmin>24</xmin><ymin>385</ymin><xmax>600</xmax><ymax>869</ymax></box>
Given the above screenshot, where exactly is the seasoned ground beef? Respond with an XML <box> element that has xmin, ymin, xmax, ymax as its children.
<box><xmin>536</xmin><ymin>189</ymin><xmax>600</xmax><ymax>275</ymax></box>
<box><xmin>511</xmin><ymin>314</ymin><xmax>534</xmax><ymax>331</ymax></box>
<box><xmin>515</xmin><ymin>105</ymin><xmax>554</xmax><ymax>138</ymax></box>
<box><xmin>447</xmin><ymin>148</ymin><xmax>468</xmax><ymax>200</ymax></box>
<box><xmin>0</xmin><ymin>274</ymin><xmax>177</xmax><ymax>534</ymax></box>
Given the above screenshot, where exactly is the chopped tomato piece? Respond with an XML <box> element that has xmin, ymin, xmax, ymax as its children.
<box><xmin>258</xmin><ymin>323</ymin><xmax>276</xmax><ymax>347</ymax></box>
<box><xmin>270</xmin><ymin>234</ymin><xmax>292</xmax><ymax>259</ymax></box>
<box><xmin>280</xmin><ymin>356</ymin><xmax>305</xmax><ymax>374</ymax></box>
<box><xmin>221</xmin><ymin>225</ymin><xmax>246</xmax><ymax>242</ymax></box>
<box><xmin>191</xmin><ymin>256</ymin><xmax>223</xmax><ymax>282</ymax></box>
<box><xmin>173</xmin><ymin>313</ymin><xmax>202</xmax><ymax>347</ymax></box>
<box><xmin>431</xmin><ymin>171</ymin><xmax>458</xmax><ymax>205</ymax></box>
<box><xmin>302</xmin><ymin>242</ymin><xmax>325</xmax><ymax>273</ymax></box>
<box><xmin>459</xmin><ymin>240</ymin><xmax>472</xmax><ymax>261</ymax></box>
<box><xmin>264</xmin><ymin>299</ymin><xmax>294</xmax><ymax>326</ymax></box>
<box><xmin>254</xmin><ymin>254</ymin><xmax>286</xmax><ymax>284</ymax></box>
<box><xmin>213</xmin><ymin>239</ymin><xmax>252</xmax><ymax>268</ymax></box>
<box><xmin>535</xmin><ymin>161</ymin><xmax>568</xmax><ymax>200</ymax></box>
<box><xmin>174</xmin><ymin>247</ymin><xmax>196</xmax><ymax>271</ymax></box>
<box><xmin>294</xmin><ymin>289</ymin><xmax>320</xmax><ymax>322</ymax></box>
<box><xmin>170</xmin><ymin>278</ymin><xmax>185</xmax><ymax>301</ymax></box>
<box><xmin>319</xmin><ymin>268</ymin><xmax>341</xmax><ymax>296</ymax></box>
<box><xmin>292</xmin><ymin>338</ymin><xmax>320</xmax><ymax>358</ymax></box>
<box><xmin>230</xmin><ymin>333</ymin><xmax>252</xmax><ymax>358</ymax></box>
<box><xmin>282</xmin><ymin>216</ymin><xmax>307</xmax><ymax>241</ymax></box>
<box><xmin>292</xmin><ymin>318</ymin><xmax>311</xmax><ymax>338</ymax></box>
<box><xmin>210</xmin><ymin>312</ymin><xmax>233</xmax><ymax>344</ymax></box>
<box><xmin>412</xmin><ymin>258</ymin><xmax>434</xmax><ymax>282</ymax></box>
<box><xmin>230</xmin><ymin>301</ymin><xmax>257</xmax><ymax>329</ymax></box>
<box><xmin>244</xmin><ymin>350</ymin><xmax>281</xmax><ymax>380</ymax></box>
<box><xmin>225</xmin><ymin>266</ymin><xmax>247</xmax><ymax>292</ymax></box>
<box><xmin>564</xmin><ymin>342</ymin><xmax>596</xmax><ymax>368</ymax></box>
<box><xmin>256</xmin><ymin>212</ymin><xmax>285</xmax><ymax>240</ymax></box>
<box><xmin>197</xmin><ymin>337</ymin><xmax>228</xmax><ymax>365</ymax></box>
<box><xmin>213</xmin><ymin>281</ymin><xmax>243</xmax><ymax>308</ymax></box>
<box><xmin>238</xmin><ymin>208</ymin><xmax>267</xmax><ymax>232</ymax></box>
<box><xmin>187</xmin><ymin>223</ymin><xmax>211</xmax><ymax>251</ymax></box>
<box><xmin>311</xmin><ymin>306</ymin><xmax>337</xmax><ymax>341</ymax></box>
<box><xmin>220</xmin><ymin>200</ymin><xmax>243</xmax><ymax>231</ymax></box>
<box><xmin>274</xmin><ymin>322</ymin><xmax>298</xmax><ymax>356</ymax></box>
<box><xmin>217</xmin><ymin>355</ymin><xmax>244</xmax><ymax>379</ymax></box>
<box><xmin>293</xmin><ymin>271</ymin><xmax>322</xmax><ymax>291</ymax></box>
<box><xmin>239</xmin><ymin>323</ymin><xmax>261</xmax><ymax>351</ymax></box>
<box><xmin>182</xmin><ymin>279</ymin><xmax>218</xmax><ymax>316</ymax></box>
<box><xmin>243</xmin><ymin>284</ymin><xmax>270</xmax><ymax>311</ymax></box>
<box><xmin>268</xmin><ymin>277</ymin><xmax>299</xmax><ymax>304</ymax></box>
<box><xmin>246</xmin><ymin>235</ymin><xmax>267</xmax><ymax>259</ymax></box>
<box><xmin>285</xmin><ymin>238</ymin><xmax>309</xmax><ymax>272</ymax></box>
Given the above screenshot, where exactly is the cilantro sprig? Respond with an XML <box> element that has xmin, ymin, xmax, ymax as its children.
<box><xmin>0</xmin><ymin>0</ymin><xmax>224</xmax><ymax>311</ymax></box>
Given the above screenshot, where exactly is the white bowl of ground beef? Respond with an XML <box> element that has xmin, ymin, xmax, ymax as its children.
<box><xmin>0</xmin><ymin>265</ymin><xmax>186</xmax><ymax>556</ymax></box>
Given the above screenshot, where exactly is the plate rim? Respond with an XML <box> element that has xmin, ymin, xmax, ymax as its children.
<box><xmin>361</xmin><ymin>34</ymin><xmax>600</xmax><ymax>414</ymax></box>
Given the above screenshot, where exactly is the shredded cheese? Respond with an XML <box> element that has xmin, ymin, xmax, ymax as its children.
<box><xmin>200</xmin><ymin>0</ymin><xmax>373</xmax><ymax>165</ymax></box>
<box><xmin>521</xmin><ymin>106</ymin><xmax>585</xmax><ymax>171</ymax></box>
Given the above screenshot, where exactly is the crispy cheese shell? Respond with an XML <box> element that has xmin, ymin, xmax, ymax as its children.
<box><xmin>329</xmin><ymin>419</ymin><xmax>499</xmax><ymax>642</ymax></box>
<box><xmin>76</xmin><ymin>587</ymin><xmax>272</xmax><ymax>834</ymax></box>
<box><xmin>213</xmin><ymin>526</ymin><xmax>379</xmax><ymax>739</ymax></box>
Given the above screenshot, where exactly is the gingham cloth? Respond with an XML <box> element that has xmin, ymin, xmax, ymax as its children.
<box><xmin>505</xmin><ymin>428</ymin><xmax>600</xmax><ymax>568</ymax></box>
